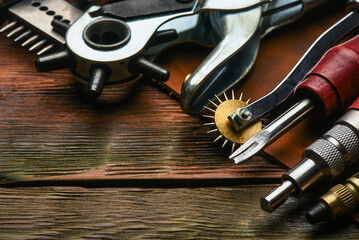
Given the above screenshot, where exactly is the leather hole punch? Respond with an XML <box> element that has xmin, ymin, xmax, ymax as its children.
<box><xmin>29</xmin><ymin>0</ymin><xmax>328</xmax><ymax>102</ymax></box>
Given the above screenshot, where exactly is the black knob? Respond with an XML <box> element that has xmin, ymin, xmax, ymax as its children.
<box><xmin>129</xmin><ymin>56</ymin><xmax>170</xmax><ymax>82</ymax></box>
<box><xmin>35</xmin><ymin>49</ymin><xmax>75</xmax><ymax>72</ymax></box>
<box><xmin>148</xmin><ymin>29</ymin><xmax>178</xmax><ymax>47</ymax></box>
<box><xmin>51</xmin><ymin>19</ymin><xmax>70</xmax><ymax>36</ymax></box>
<box><xmin>88</xmin><ymin>66</ymin><xmax>110</xmax><ymax>98</ymax></box>
<box><xmin>305</xmin><ymin>202</ymin><xmax>331</xmax><ymax>225</ymax></box>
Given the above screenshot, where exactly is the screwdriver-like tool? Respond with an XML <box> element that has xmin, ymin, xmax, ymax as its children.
<box><xmin>230</xmin><ymin>32</ymin><xmax>359</xmax><ymax>164</ymax></box>
<box><xmin>261</xmin><ymin>98</ymin><xmax>359</xmax><ymax>213</ymax></box>
<box><xmin>306</xmin><ymin>172</ymin><xmax>359</xmax><ymax>224</ymax></box>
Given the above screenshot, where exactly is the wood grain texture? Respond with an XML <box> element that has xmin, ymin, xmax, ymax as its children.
<box><xmin>0</xmin><ymin>186</ymin><xmax>358</xmax><ymax>239</ymax></box>
<box><xmin>0</xmin><ymin>1</ymin><xmax>347</xmax><ymax>182</ymax></box>
<box><xmin>0</xmin><ymin>30</ymin><xmax>284</xmax><ymax>185</ymax></box>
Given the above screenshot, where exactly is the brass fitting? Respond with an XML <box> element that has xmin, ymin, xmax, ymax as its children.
<box><xmin>305</xmin><ymin>173</ymin><xmax>359</xmax><ymax>224</ymax></box>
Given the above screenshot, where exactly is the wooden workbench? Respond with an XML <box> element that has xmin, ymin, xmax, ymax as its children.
<box><xmin>0</xmin><ymin>1</ymin><xmax>358</xmax><ymax>238</ymax></box>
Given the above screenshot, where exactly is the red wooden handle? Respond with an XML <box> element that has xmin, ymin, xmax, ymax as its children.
<box><xmin>349</xmin><ymin>97</ymin><xmax>359</xmax><ymax>110</ymax></box>
<box><xmin>296</xmin><ymin>34</ymin><xmax>359</xmax><ymax>120</ymax></box>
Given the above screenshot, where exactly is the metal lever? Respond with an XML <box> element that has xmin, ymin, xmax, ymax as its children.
<box><xmin>181</xmin><ymin>0</ymin><xmax>332</xmax><ymax>115</ymax></box>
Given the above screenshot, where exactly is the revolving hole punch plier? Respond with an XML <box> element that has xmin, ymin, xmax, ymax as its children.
<box><xmin>1</xmin><ymin>0</ymin><xmax>331</xmax><ymax>106</ymax></box>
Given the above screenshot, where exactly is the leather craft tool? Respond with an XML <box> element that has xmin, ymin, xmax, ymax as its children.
<box><xmin>0</xmin><ymin>0</ymin><xmax>347</xmax><ymax>167</ymax></box>
<box><xmin>227</xmin><ymin>1</ymin><xmax>359</xmax><ymax>134</ymax></box>
<box><xmin>31</xmin><ymin>0</ymin><xmax>327</xmax><ymax>101</ymax></box>
<box><xmin>261</xmin><ymin>98</ymin><xmax>359</xmax><ymax>213</ymax></box>
<box><xmin>306</xmin><ymin>171</ymin><xmax>359</xmax><ymax>224</ymax></box>
<box><xmin>0</xmin><ymin>0</ymin><xmax>333</xmax><ymax>113</ymax></box>
<box><xmin>229</xmin><ymin>3</ymin><xmax>359</xmax><ymax>163</ymax></box>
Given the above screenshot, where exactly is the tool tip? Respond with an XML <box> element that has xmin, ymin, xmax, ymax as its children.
<box><xmin>230</xmin><ymin>130</ymin><xmax>271</xmax><ymax>164</ymax></box>
<box><xmin>305</xmin><ymin>202</ymin><xmax>330</xmax><ymax>224</ymax></box>
<box><xmin>230</xmin><ymin>140</ymin><xmax>259</xmax><ymax>164</ymax></box>
<box><xmin>261</xmin><ymin>180</ymin><xmax>296</xmax><ymax>213</ymax></box>
<box><xmin>88</xmin><ymin>89</ymin><xmax>101</xmax><ymax>99</ymax></box>
<box><xmin>260</xmin><ymin>197</ymin><xmax>274</xmax><ymax>213</ymax></box>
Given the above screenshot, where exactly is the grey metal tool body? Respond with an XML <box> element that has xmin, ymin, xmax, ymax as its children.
<box><xmin>261</xmin><ymin>98</ymin><xmax>359</xmax><ymax>213</ymax></box>
<box><xmin>34</xmin><ymin>0</ymin><xmax>328</xmax><ymax>101</ymax></box>
<box><xmin>228</xmin><ymin>3</ymin><xmax>359</xmax><ymax>131</ymax></box>
<box><xmin>0</xmin><ymin>0</ymin><xmax>89</xmax><ymax>55</ymax></box>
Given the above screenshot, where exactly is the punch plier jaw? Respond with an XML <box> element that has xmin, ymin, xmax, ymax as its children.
<box><xmin>32</xmin><ymin>0</ymin><xmax>326</xmax><ymax>103</ymax></box>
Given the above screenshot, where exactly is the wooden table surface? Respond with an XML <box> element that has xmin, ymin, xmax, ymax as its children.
<box><xmin>0</xmin><ymin>1</ymin><xmax>358</xmax><ymax>239</ymax></box>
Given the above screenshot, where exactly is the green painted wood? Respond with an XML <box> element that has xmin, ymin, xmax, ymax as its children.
<box><xmin>0</xmin><ymin>186</ymin><xmax>357</xmax><ymax>239</ymax></box>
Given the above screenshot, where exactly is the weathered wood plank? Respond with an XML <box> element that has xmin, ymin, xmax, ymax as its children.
<box><xmin>0</xmin><ymin>1</ymin><xmax>344</xmax><ymax>184</ymax></box>
<box><xmin>0</xmin><ymin>186</ymin><xmax>357</xmax><ymax>239</ymax></box>
<box><xmin>0</xmin><ymin>32</ymin><xmax>285</xmax><ymax>184</ymax></box>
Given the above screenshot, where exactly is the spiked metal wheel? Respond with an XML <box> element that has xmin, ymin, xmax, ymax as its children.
<box><xmin>203</xmin><ymin>90</ymin><xmax>262</xmax><ymax>153</ymax></box>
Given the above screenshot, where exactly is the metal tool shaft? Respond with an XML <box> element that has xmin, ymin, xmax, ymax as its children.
<box><xmin>261</xmin><ymin>107</ymin><xmax>359</xmax><ymax>212</ymax></box>
<box><xmin>262</xmin><ymin>98</ymin><xmax>314</xmax><ymax>143</ymax></box>
<box><xmin>230</xmin><ymin>98</ymin><xmax>314</xmax><ymax>164</ymax></box>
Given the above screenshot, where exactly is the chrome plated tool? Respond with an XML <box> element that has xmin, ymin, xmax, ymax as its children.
<box><xmin>35</xmin><ymin>0</ymin><xmax>329</xmax><ymax>101</ymax></box>
<box><xmin>261</xmin><ymin>98</ymin><xmax>359</xmax><ymax>213</ymax></box>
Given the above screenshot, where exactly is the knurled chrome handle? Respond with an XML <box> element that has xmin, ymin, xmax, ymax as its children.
<box><xmin>304</xmin><ymin>124</ymin><xmax>359</xmax><ymax>178</ymax></box>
